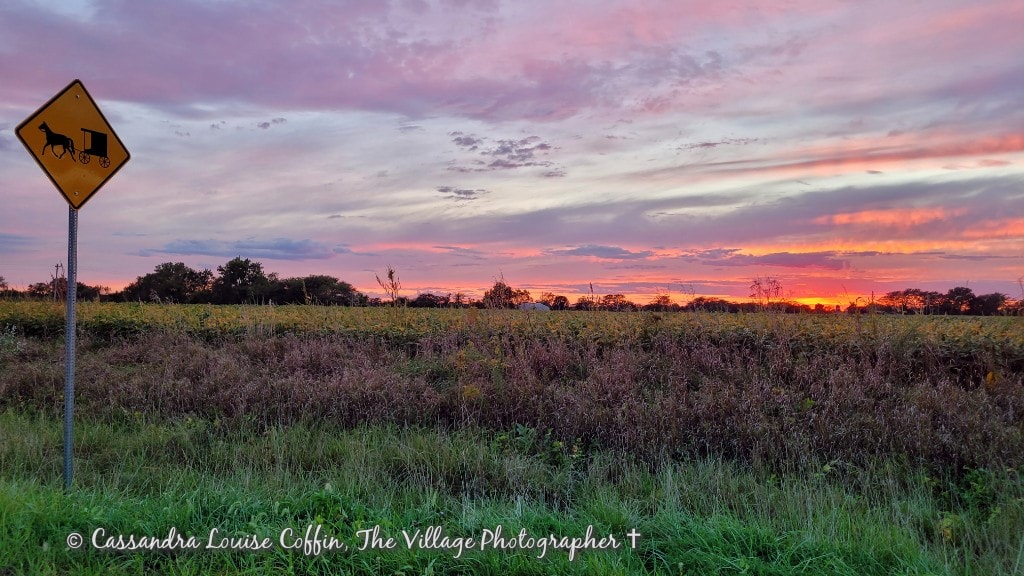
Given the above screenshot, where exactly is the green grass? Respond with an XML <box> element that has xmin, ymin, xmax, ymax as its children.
<box><xmin>1</xmin><ymin>305</ymin><xmax>1023</xmax><ymax>574</ymax></box>
<box><xmin>2</xmin><ymin>410</ymin><xmax>1022</xmax><ymax>575</ymax></box>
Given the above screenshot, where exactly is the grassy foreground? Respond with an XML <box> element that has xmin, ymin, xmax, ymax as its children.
<box><xmin>1</xmin><ymin>304</ymin><xmax>1023</xmax><ymax>574</ymax></box>
<box><xmin>2</xmin><ymin>411</ymin><xmax>1022</xmax><ymax>575</ymax></box>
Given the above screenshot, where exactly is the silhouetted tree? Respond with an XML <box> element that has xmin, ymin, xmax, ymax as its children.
<box><xmin>410</xmin><ymin>293</ymin><xmax>451</xmax><ymax>308</ymax></box>
<box><xmin>567</xmin><ymin>296</ymin><xmax>587</xmax><ymax>311</ymax></box>
<box><xmin>483</xmin><ymin>280</ymin><xmax>530</xmax><ymax>309</ymax></box>
<box><xmin>599</xmin><ymin>293</ymin><xmax>634</xmax><ymax>311</ymax></box>
<box><xmin>1004</xmin><ymin>298</ymin><xmax>1023</xmax><ymax>315</ymax></box>
<box><xmin>644</xmin><ymin>294</ymin><xmax>675</xmax><ymax>312</ymax></box>
<box><xmin>537</xmin><ymin>292</ymin><xmax>570</xmax><ymax>310</ymax></box>
<box><xmin>268</xmin><ymin>274</ymin><xmax>360</xmax><ymax>305</ymax></box>
<box><xmin>76</xmin><ymin>282</ymin><xmax>104</xmax><ymax>301</ymax></box>
<box><xmin>26</xmin><ymin>282</ymin><xmax>53</xmax><ymax>299</ymax></box>
<box><xmin>212</xmin><ymin>257</ymin><xmax>271</xmax><ymax>304</ymax></box>
<box><xmin>944</xmin><ymin>286</ymin><xmax>976</xmax><ymax>314</ymax></box>
<box><xmin>25</xmin><ymin>279</ymin><xmax>105</xmax><ymax>301</ymax></box>
<box><xmin>686</xmin><ymin>296</ymin><xmax>733</xmax><ymax>312</ymax></box>
<box><xmin>0</xmin><ymin>275</ymin><xmax>17</xmax><ymax>299</ymax></box>
<box><xmin>121</xmin><ymin>262</ymin><xmax>213</xmax><ymax>303</ymax></box>
<box><xmin>970</xmin><ymin>292</ymin><xmax>1007</xmax><ymax>316</ymax></box>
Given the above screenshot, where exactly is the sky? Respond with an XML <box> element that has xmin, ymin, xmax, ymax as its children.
<box><xmin>1</xmin><ymin>0</ymin><xmax>1023</xmax><ymax>306</ymax></box>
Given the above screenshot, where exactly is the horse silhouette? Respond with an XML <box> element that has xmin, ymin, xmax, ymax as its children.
<box><xmin>38</xmin><ymin>122</ymin><xmax>76</xmax><ymax>162</ymax></box>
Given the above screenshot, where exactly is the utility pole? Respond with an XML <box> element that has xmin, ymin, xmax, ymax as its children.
<box><xmin>52</xmin><ymin>263</ymin><xmax>65</xmax><ymax>301</ymax></box>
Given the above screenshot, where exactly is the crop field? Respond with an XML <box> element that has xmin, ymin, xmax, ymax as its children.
<box><xmin>1</xmin><ymin>301</ymin><xmax>1023</xmax><ymax>574</ymax></box>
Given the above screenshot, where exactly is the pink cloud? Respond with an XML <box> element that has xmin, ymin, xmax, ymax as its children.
<box><xmin>816</xmin><ymin>208</ymin><xmax>966</xmax><ymax>229</ymax></box>
<box><xmin>3</xmin><ymin>1</ymin><xmax>1023</xmax><ymax>304</ymax></box>
<box><xmin>961</xmin><ymin>218</ymin><xmax>1024</xmax><ymax>240</ymax></box>
<box><xmin>2</xmin><ymin>0</ymin><xmax>1020</xmax><ymax>128</ymax></box>
<box><xmin>657</xmin><ymin>132</ymin><xmax>1024</xmax><ymax>182</ymax></box>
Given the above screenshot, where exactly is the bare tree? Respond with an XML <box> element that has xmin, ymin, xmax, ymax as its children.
<box><xmin>750</xmin><ymin>276</ymin><xmax>783</xmax><ymax>310</ymax></box>
<box><xmin>375</xmin><ymin>266</ymin><xmax>402</xmax><ymax>305</ymax></box>
<box><xmin>679</xmin><ymin>283</ymin><xmax>696</xmax><ymax>305</ymax></box>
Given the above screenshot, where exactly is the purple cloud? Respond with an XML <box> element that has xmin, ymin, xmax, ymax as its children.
<box><xmin>436</xmin><ymin>186</ymin><xmax>488</xmax><ymax>200</ymax></box>
<box><xmin>685</xmin><ymin>249</ymin><xmax>850</xmax><ymax>270</ymax></box>
<box><xmin>544</xmin><ymin>245</ymin><xmax>654</xmax><ymax>260</ymax></box>
<box><xmin>447</xmin><ymin>132</ymin><xmax>559</xmax><ymax>172</ymax></box>
<box><xmin>257</xmin><ymin>118</ymin><xmax>287</xmax><ymax>130</ymax></box>
<box><xmin>142</xmin><ymin>238</ymin><xmax>334</xmax><ymax>260</ymax></box>
<box><xmin>0</xmin><ymin>234</ymin><xmax>34</xmax><ymax>253</ymax></box>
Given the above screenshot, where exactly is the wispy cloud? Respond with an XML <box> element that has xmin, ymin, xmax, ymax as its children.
<box><xmin>257</xmin><ymin>118</ymin><xmax>287</xmax><ymax>130</ymax></box>
<box><xmin>0</xmin><ymin>234</ymin><xmax>34</xmax><ymax>253</ymax></box>
<box><xmin>682</xmin><ymin>249</ymin><xmax>850</xmax><ymax>270</ymax></box>
<box><xmin>141</xmin><ymin>238</ymin><xmax>335</xmax><ymax>260</ymax></box>
<box><xmin>447</xmin><ymin>132</ymin><xmax>559</xmax><ymax>172</ymax></box>
<box><xmin>436</xmin><ymin>186</ymin><xmax>488</xmax><ymax>201</ymax></box>
<box><xmin>544</xmin><ymin>245</ymin><xmax>654</xmax><ymax>260</ymax></box>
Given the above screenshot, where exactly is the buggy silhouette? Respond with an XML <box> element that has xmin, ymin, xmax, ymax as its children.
<box><xmin>78</xmin><ymin>128</ymin><xmax>110</xmax><ymax>168</ymax></box>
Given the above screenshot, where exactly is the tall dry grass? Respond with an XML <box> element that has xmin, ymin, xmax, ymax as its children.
<box><xmin>2</xmin><ymin>313</ymin><xmax>1021</xmax><ymax>474</ymax></box>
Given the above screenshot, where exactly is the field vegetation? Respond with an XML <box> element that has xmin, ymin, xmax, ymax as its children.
<box><xmin>1</xmin><ymin>302</ymin><xmax>1022</xmax><ymax>574</ymax></box>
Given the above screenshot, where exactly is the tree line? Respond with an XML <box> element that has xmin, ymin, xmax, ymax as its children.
<box><xmin>1</xmin><ymin>259</ymin><xmax>1020</xmax><ymax>315</ymax></box>
<box><xmin>0</xmin><ymin>258</ymin><xmax>364</xmax><ymax>306</ymax></box>
<box><xmin>871</xmin><ymin>287</ymin><xmax>1012</xmax><ymax>316</ymax></box>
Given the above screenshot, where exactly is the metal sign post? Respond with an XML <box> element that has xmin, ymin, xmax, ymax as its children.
<box><xmin>15</xmin><ymin>79</ymin><xmax>130</xmax><ymax>490</ymax></box>
<box><xmin>64</xmin><ymin>207</ymin><xmax>78</xmax><ymax>490</ymax></box>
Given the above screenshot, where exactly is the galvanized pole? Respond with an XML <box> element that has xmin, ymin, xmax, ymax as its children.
<box><xmin>64</xmin><ymin>206</ymin><xmax>78</xmax><ymax>490</ymax></box>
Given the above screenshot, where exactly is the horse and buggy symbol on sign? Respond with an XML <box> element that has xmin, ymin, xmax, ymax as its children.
<box><xmin>38</xmin><ymin>121</ymin><xmax>112</xmax><ymax>168</ymax></box>
<box><xmin>16</xmin><ymin>78</ymin><xmax>130</xmax><ymax>209</ymax></box>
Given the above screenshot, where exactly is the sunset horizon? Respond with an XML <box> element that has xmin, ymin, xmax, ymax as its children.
<box><xmin>2</xmin><ymin>1</ymin><xmax>1022</xmax><ymax>308</ymax></box>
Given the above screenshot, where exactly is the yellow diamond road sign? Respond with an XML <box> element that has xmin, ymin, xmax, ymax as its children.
<box><xmin>16</xmin><ymin>79</ymin><xmax>130</xmax><ymax>209</ymax></box>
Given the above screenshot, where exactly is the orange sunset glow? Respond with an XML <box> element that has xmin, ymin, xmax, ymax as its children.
<box><xmin>1</xmin><ymin>1</ymin><xmax>1022</xmax><ymax>306</ymax></box>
